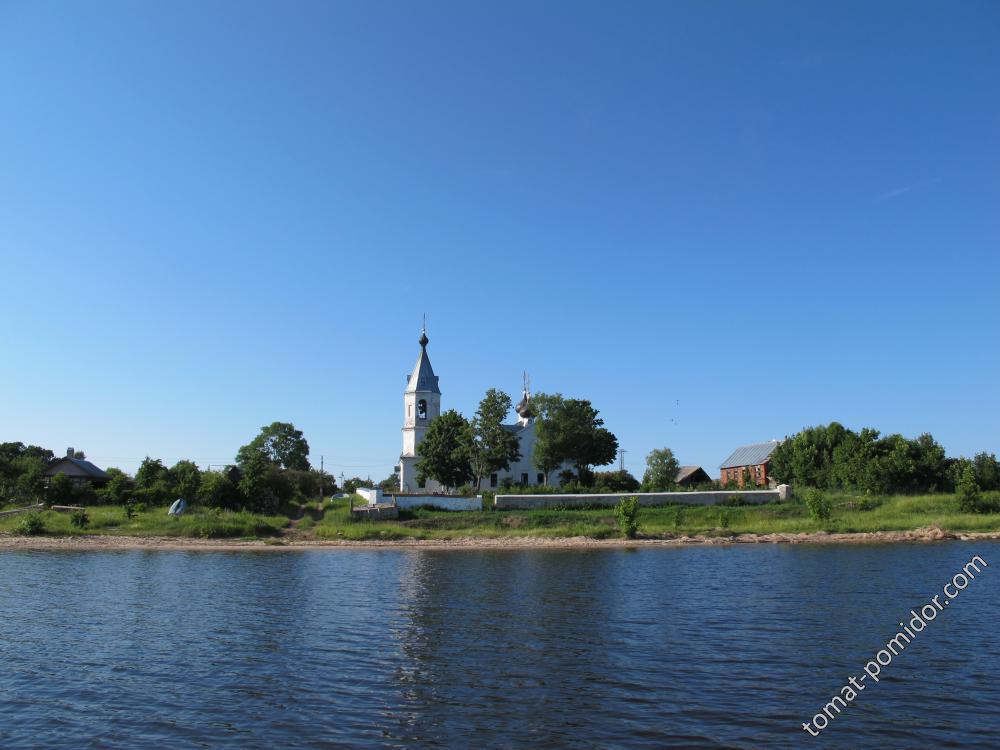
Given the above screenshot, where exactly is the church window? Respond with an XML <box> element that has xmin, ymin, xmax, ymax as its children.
<box><xmin>520</xmin><ymin>473</ymin><xmax>528</xmax><ymax>486</ymax></box>
<box><xmin>490</xmin><ymin>473</ymin><xmax>498</xmax><ymax>488</ymax></box>
<box><xmin>417</xmin><ymin>399</ymin><xmax>427</xmax><ymax>419</ymax></box>
<box><xmin>537</xmin><ymin>473</ymin><xmax>544</xmax><ymax>485</ymax></box>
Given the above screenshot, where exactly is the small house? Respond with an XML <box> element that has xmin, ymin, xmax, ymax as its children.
<box><xmin>44</xmin><ymin>450</ymin><xmax>110</xmax><ymax>488</ymax></box>
<box><xmin>675</xmin><ymin>465</ymin><xmax>711</xmax><ymax>486</ymax></box>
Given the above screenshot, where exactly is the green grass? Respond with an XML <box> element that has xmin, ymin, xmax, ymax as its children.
<box><xmin>1</xmin><ymin>492</ymin><xmax>997</xmax><ymax>541</ymax></box>
<box><xmin>312</xmin><ymin>492</ymin><xmax>1000</xmax><ymax>541</ymax></box>
<box><xmin>0</xmin><ymin>505</ymin><xmax>289</xmax><ymax>539</ymax></box>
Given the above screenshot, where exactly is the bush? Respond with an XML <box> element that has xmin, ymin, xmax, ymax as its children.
<box><xmin>957</xmin><ymin>463</ymin><xmax>982</xmax><ymax>513</ymax></box>
<box><xmin>803</xmin><ymin>489</ymin><xmax>831</xmax><ymax>522</ymax></box>
<box><xmin>70</xmin><ymin>509</ymin><xmax>90</xmax><ymax>529</ymax></box>
<box><xmin>16</xmin><ymin>512</ymin><xmax>46</xmax><ymax>535</ymax></box>
<box><xmin>614</xmin><ymin>496</ymin><xmax>640</xmax><ymax>538</ymax></box>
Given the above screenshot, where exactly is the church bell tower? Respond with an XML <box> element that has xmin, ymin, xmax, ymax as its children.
<box><xmin>398</xmin><ymin>325</ymin><xmax>442</xmax><ymax>492</ymax></box>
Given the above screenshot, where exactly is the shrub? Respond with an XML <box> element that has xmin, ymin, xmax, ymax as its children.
<box><xmin>718</xmin><ymin>509</ymin><xmax>730</xmax><ymax>529</ymax></box>
<box><xmin>957</xmin><ymin>463</ymin><xmax>982</xmax><ymax>513</ymax></box>
<box><xmin>16</xmin><ymin>512</ymin><xmax>46</xmax><ymax>535</ymax></box>
<box><xmin>70</xmin><ymin>509</ymin><xmax>90</xmax><ymax>529</ymax></box>
<box><xmin>803</xmin><ymin>489</ymin><xmax>831</xmax><ymax>522</ymax></box>
<box><xmin>614</xmin><ymin>496</ymin><xmax>640</xmax><ymax>538</ymax></box>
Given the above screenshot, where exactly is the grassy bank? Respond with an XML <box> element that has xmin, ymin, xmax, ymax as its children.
<box><xmin>313</xmin><ymin>492</ymin><xmax>1000</xmax><ymax>542</ymax></box>
<box><xmin>0</xmin><ymin>504</ymin><xmax>289</xmax><ymax>539</ymax></box>
<box><xmin>2</xmin><ymin>492</ymin><xmax>998</xmax><ymax>542</ymax></box>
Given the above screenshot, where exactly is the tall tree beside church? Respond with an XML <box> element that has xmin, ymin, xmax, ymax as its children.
<box><xmin>468</xmin><ymin>389</ymin><xmax>522</xmax><ymax>489</ymax></box>
<box><xmin>531</xmin><ymin>393</ymin><xmax>618</xmax><ymax>485</ymax></box>
<box><xmin>416</xmin><ymin>410</ymin><xmax>474</xmax><ymax>489</ymax></box>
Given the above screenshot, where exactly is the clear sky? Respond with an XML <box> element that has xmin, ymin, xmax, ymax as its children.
<box><xmin>1</xmin><ymin>1</ymin><xmax>997</xmax><ymax>479</ymax></box>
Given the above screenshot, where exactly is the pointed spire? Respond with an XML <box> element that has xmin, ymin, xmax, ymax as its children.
<box><xmin>407</xmin><ymin>320</ymin><xmax>439</xmax><ymax>394</ymax></box>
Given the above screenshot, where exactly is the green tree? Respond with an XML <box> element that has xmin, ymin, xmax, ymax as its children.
<box><xmin>973</xmin><ymin>452</ymin><xmax>1000</xmax><ymax>491</ymax></box>
<box><xmin>135</xmin><ymin>457</ymin><xmax>169</xmax><ymax>489</ymax></box>
<box><xmin>378</xmin><ymin>472</ymin><xmax>400</xmax><ymax>493</ymax></box>
<box><xmin>468</xmin><ymin>389</ymin><xmax>521</xmax><ymax>490</ymax></box>
<box><xmin>46</xmin><ymin>473</ymin><xmax>74</xmax><ymax>506</ymax></box>
<box><xmin>415</xmin><ymin>410</ymin><xmax>474</xmax><ymax>489</ymax></box>
<box><xmin>642</xmin><ymin>447</ymin><xmax>680</xmax><ymax>492</ymax></box>
<box><xmin>236</xmin><ymin>422</ymin><xmax>311</xmax><ymax>471</ymax></box>
<box><xmin>199</xmin><ymin>470</ymin><xmax>241</xmax><ymax>510</ymax></box>
<box><xmin>169</xmin><ymin>460</ymin><xmax>202</xmax><ymax>500</ymax></box>
<box><xmin>237</xmin><ymin>451</ymin><xmax>283</xmax><ymax>513</ymax></box>
<box><xmin>101</xmin><ymin>467</ymin><xmax>132</xmax><ymax>504</ymax></box>
<box><xmin>531</xmin><ymin>393</ymin><xmax>618</xmax><ymax>484</ymax></box>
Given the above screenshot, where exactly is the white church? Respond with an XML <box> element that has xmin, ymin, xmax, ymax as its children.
<box><xmin>397</xmin><ymin>328</ymin><xmax>558</xmax><ymax>493</ymax></box>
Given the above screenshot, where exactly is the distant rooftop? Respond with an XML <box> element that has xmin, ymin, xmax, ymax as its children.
<box><xmin>719</xmin><ymin>441</ymin><xmax>780</xmax><ymax>469</ymax></box>
<box><xmin>44</xmin><ymin>456</ymin><xmax>110</xmax><ymax>480</ymax></box>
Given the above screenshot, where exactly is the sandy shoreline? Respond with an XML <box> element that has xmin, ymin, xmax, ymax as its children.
<box><xmin>1</xmin><ymin>526</ymin><xmax>999</xmax><ymax>551</ymax></box>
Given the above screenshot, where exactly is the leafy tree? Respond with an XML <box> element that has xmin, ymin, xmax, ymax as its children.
<box><xmin>13</xmin><ymin>456</ymin><xmax>47</xmax><ymax>503</ymax></box>
<box><xmin>0</xmin><ymin>443</ymin><xmax>53</xmax><ymax>501</ymax></box>
<box><xmin>135</xmin><ymin>457</ymin><xmax>169</xmax><ymax>489</ymax></box>
<box><xmin>642</xmin><ymin>448</ymin><xmax>680</xmax><ymax>491</ymax></box>
<box><xmin>169</xmin><ymin>460</ymin><xmax>202</xmax><ymax>500</ymax></box>
<box><xmin>378</xmin><ymin>473</ymin><xmax>400</xmax><ymax>493</ymax></box>
<box><xmin>134</xmin><ymin>457</ymin><xmax>173</xmax><ymax>505</ymax></box>
<box><xmin>416</xmin><ymin>409</ymin><xmax>474</xmax><ymax>489</ymax></box>
<box><xmin>199</xmin><ymin>470</ymin><xmax>242</xmax><ymax>510</ymax></box>
<box><xmin>468</xmin><ymin>389</ymin><xmax>521</xmax><ymax>490</ymax></box>
<box><xmin>594</xmin><ymin>469</ymin><xmax>640</xmax><ymax>492</ymax></box>
<box><xmin>101</xmin><ymin>467</ymin><xmax>132</xmax><ymax>505</ymax></box>
<box><xmin>237</xmin><ymin>451</ymin><xmax>283</xmax><ymax>513</ymax></box>
<box><xmin>531</xmin><ymin>393</ymin><xmax>618</xmax><ymax>484</ymax></box>
<box><xmin>973</xmin><ymin>452</ymin><xmax>1000</xmax><ymax>491</ymax></box>
<box><xmin>46</xmin><ymin>473</ymin><xmax>74</xmax><ymax>506</ymax></box>
<box><xmin>236</xmin><ymin>422</ymin><xmax>311</xmax><ymax>471</ymax></box>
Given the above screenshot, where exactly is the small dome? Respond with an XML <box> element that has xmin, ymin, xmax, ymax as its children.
<box><xmin>515</xmin><ymin>391</ymin><xmax>534</xmax><ymax>419</ymax></box>
<box><xmin>419</xmin><ymin>330</ymin><xmax>429</xmax><ymax>348</ymax></box>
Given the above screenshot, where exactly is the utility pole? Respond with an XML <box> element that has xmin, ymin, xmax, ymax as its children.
<box><xmin>619</xmin><ymin>449</ymin><xmax>627</xmax><ymax>472</ymax></box>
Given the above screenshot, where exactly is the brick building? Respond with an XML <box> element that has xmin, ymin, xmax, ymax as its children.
<box><xmin>719</xmin><ymin>441</ymin><xmax>780</xmax><ymax>488</ymax></box>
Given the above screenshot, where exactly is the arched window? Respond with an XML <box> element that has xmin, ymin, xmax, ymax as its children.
<box><xmin>417</xmin><ymin>399</ymin><xmax>427</xmax><ymax>419</ymax></box>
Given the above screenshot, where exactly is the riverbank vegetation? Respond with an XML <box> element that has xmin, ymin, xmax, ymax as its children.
<box><xmin>2</xmin><ymin>491</ymin><xmax>999</xmax><ymax>542</ymax></box>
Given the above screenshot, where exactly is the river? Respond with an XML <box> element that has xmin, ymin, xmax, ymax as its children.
<box><xmin>0</xmin><ymin>542</ymin><xmax>997</xmax><ymax>748</ymax></box>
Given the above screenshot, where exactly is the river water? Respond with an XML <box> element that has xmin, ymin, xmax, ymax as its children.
<box><xmin>0</xmin><ymin>541</ymin><xmax>997</xmax><ymax>749</ymax></box>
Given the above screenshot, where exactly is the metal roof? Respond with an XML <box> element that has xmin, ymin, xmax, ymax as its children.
<box><xmin>406</xmin><ymin>346</ymin><xmax>440</xmax><ymax>394</ymax></box>
<box><xmin>719</xmin><ymin>441</ymin><xmax>780</xmax><ymax>469</ymax></box>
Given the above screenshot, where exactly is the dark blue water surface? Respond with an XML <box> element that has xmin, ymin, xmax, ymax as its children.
<box><xmin>1</xmin><ymin>542</ymin><xmax>997</xmax><ymax>749</ymax></box>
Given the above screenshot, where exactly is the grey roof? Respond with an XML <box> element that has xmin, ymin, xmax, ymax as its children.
<box><xmin>406</xmin><ymin>344</ymin><xmax>440</xmax><ymax>393</ymax></box>
<box><xmin>719</xmin><ymin>441</ymin><xmax>780</xmax><ymax>469</ymax></box>
<box><xmin>44</xmin><ymin>456</ymin><xmax>110</xmax><ymax>480</ymax></box>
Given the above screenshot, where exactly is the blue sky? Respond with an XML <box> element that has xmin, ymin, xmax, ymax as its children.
<box><xmin>1</xmin><ymin>1</ymin><xmax>997</xmax><ymax>479</ymax></box>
